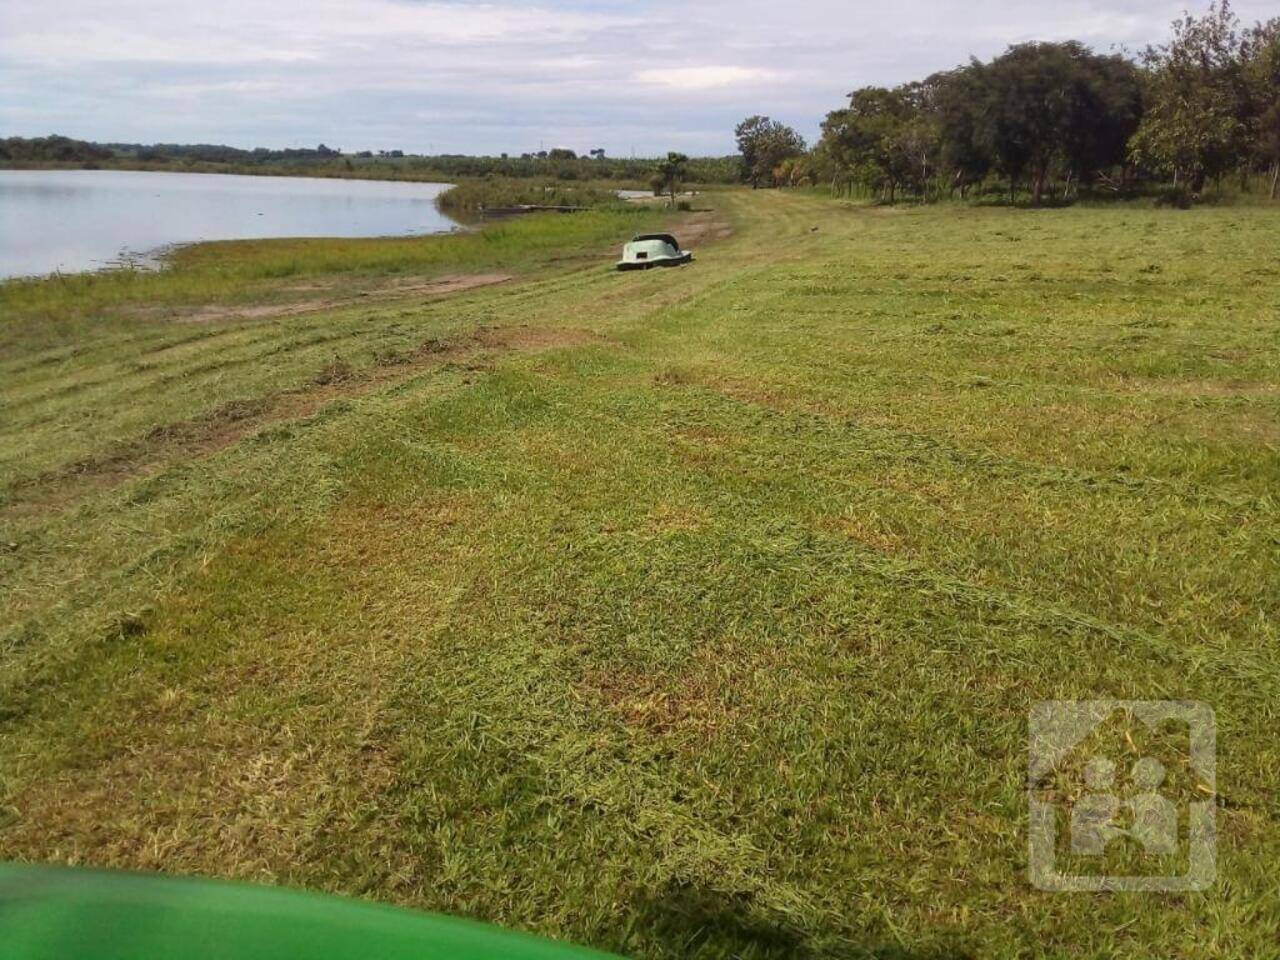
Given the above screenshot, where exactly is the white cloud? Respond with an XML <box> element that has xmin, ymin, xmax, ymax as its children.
<box><xmin>633</xmin><ymin>66</ymin><xmax>777</xmax><ymax>90</ymax></box>
<box><xmin>147</xmin><ymin>79</ymin><xmax>300</xmax><ymax>100</ymax></box>
<box><xmin>1</xmin><ymin>0</ymin><xmax>631</xmax><ymax>64</ymax></box>
<box><xmin>3</xmin><ymin>0</ymin><xmax>1278</xmax><ymax>154</ymax></box>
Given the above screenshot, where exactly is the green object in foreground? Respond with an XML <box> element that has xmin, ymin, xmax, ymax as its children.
<box><xmin>0</xmin><ymin>863</ymin><xmax>623</xmax><ymax>960</ymax></box>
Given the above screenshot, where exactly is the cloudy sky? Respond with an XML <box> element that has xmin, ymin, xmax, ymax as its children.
<box><xmin>2</xmin><ymin>1</ymin><xmax>1275</xmax><ymax>156</ymax></box>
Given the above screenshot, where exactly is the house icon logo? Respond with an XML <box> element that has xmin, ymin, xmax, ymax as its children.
<box><xmin>1028</xmin><ymin>701</ymin><xmax>1216</xmax><ymax>892</ymax></box>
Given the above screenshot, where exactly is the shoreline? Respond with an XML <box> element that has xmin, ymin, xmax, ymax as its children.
<box><xmin>0</xmin><ymin>167</ymin><xmax>468</xmax><ymax>281</ymax></box>
<box><xmin>0</xmin><ymin>158</ymin><xmax>654</xmax><ymax>192</ymax></box>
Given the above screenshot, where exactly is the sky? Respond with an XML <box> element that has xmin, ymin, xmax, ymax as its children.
<box><xmin>2</xmin><ymin>0</ymin><xmax>1276</xmax><ymax>156</ymax></box>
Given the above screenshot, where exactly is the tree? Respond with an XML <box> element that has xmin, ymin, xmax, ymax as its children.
<box><xmin>0</xmin><ymin>135</ymin><xmax>112</xmax><ymax>164</ymax></box>
<box><xmin>977</xmin><ymin>42</ymin><xmax>1142</xmax><ymax>204</ymax></box>
<box><xmin>1129</xmin><ymin>1</ymin><xmax>1252</xmax><ymax>195</ymax></box>
<box><xmin>655</xmin><ymin>152</ymin><xmax>689</xmax><ymax>206</ymax></box>
<box><xmin>772</xmin><ymin>154</ymin><xmax>816</xmax><ymax>188</ymax></box>
<box><xmin>1242</xmin><ymin>18</ymin><xmax>1280</xmax><ymax>197</ymax></box>
<box><xmin>734</xmin><ymin>116</ymin><xmax>807</xmax><ymax>187</ymax></box>
<box><xmin>1062</xmin><ymin>52</ymin><xmax>1144</xmax><ymax>193</ymax></box>
<box><xmin>804</xmin><ymin>138</ymin><xmax>847</xmax><ymax>195</ymax></box>
<box><xmin>547</xmin><ymin>148</ymin><xmax>577</xmax><ymax>161</ymax></box>
<box><xmin>821</xmin><ymin>44</ymin><xmax>1140</xmax><ymax>206</ymax></box>
<box><xmin>889</xmin><ymin>82</ymin><xmax>942</xmax><ymax>199</ymax></box>
<box><xmin>819</xmin><ymin>87</ymin><xmax>917</xmax><ymax>202</ymax></box>
<box><xmin>929</xmin><ymin>66</ymin><xmax>992</xmax><ymax>197</ymax></box>
<box><xmin>1260</xmin><ymin>101</ymin><xmax>1280</xmax><ymax>199</ymax></box>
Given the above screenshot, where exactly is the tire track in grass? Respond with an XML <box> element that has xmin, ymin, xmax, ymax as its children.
<box><xmin>0</xmin><ymin>325</ymin><xmax>613</xmax><ymax>518</ymax></box>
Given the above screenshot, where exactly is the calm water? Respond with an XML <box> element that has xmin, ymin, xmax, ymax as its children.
<box><xmin>0</xmin><ymin>169</ymin><xmax>459</xmax><ymax>279</ymax></box>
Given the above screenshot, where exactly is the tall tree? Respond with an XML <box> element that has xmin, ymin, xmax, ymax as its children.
<box><xmin>1129</xmin><ymin>1</ymin><xmax>1252</xmax><ymax>195</ymax></box>
<box><xmin>1242</xmin><ymin>17</ymin><xmax>1280</xmax><ymax>197</ymax></box>
<box><xmin>929</xmin><ymin>66</ymin><xmax>992</xmax><ymax>197</ymax></box>
<box><xmin>820</xmin><ymin>86</ymin><xmax>917</xmax><ymax>202</ymax></box>
<box><xmin>891</xmin><ymin>82</ymin><xmax>942</xmax><ymax>199</ymax></box>
<box><xmin>734</xmin><ymin>116</ymin><xmax>807</xmax><ymax>188</ymax></box>
<box><xmin>977</xmin><ymin>42</ymin><xmax>1142</xmax><ymax>204</ymax></box>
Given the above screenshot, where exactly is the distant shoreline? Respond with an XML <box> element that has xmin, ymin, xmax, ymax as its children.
<box><xmin>0</xmin><ymin>158</ymin><xmax>473</xmax><ymax>186</ymax></box>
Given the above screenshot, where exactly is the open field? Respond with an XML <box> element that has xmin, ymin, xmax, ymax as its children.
<box><xmin>1</xmin><ymin>190</ymin><xmax>1278</xmax><ymax>958</ymax></box>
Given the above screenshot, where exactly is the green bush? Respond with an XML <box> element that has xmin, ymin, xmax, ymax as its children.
<box><xmin>436</xmin><ymin>179</ymin><xmax>626</xmax><ymax>216</ymax></box>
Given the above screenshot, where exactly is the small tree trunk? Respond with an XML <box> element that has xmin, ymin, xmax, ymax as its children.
<box><xmin>1032</xmin><ymin>169</ymin><xmax>1045</xmax><ymax>206</ymax></box>
<box><xmin>1271</xmin><ymin>162</ymin><xmax>1279</xmax><ymax>200</ymax></box>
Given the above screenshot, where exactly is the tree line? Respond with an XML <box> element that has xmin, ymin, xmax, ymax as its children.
<box><xmin>0</xmin><ymin>135</ymin><xmax>113</xmax><ymax>164</ymax></box>
<box><xmin>0</xmin><ymin>135</ymin><xmax>739</xmax><ymax>186</ymax></box>
<box><xmin>735</xmin><ymin>1</ymin><xmax>1280</xmax><ymax>204</ymax></box>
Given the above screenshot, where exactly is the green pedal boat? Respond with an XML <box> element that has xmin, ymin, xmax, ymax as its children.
<box><xmin>616</xmin><ymin>233</ymin><xmax>693</xmax><ymax>271</ymax></box>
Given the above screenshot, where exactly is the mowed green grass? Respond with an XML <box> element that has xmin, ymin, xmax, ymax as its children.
<box><xmin>1</xmin><ymin>191</ymin><xmax>1278</xmax><ymax>959</ymax></box>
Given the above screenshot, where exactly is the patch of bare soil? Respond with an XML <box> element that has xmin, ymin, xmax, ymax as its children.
<box><xmin>4</xmin><ymin>324</ymin><xmax>604</xmax><ymax>518</ymax></box>
<box><xmin>171</xmin><ymin>273</ymin><xmax>514</xmax><ymax>325</ymax></box>
<box><xmin>377</xmin><ymin>274</ymin><xmax>514</xmax><ymax>298</ymax></box>
<box><xmin>676</xmin><ymin>210</ymin><xmax>734</xmax><ymax>248</ymax></box>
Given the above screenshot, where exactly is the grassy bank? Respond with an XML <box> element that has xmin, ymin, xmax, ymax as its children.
<box><xmin>0</xmin><ymin>205</ymin><xmax>658</xmax><ymax>335</ymax></box>
<box><xmin>436</xmin><ymin>179</ymin><xmax>629</xmax><ymax>216</ymax></box>
<box><xmin>1</xmin><ymin>190</ymin><xmax>1277</xmax><ymax>958</ymax></box>
<box><xmin>0</xmin><ymin>201</ymin><xmax>678</xmax><ymax>503</ymax></box>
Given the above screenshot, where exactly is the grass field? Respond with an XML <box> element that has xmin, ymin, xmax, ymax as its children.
<box><xmin>1</xmin><ymin>190</ymin><xmax>1278</xmax><ymax>958</ymax></box>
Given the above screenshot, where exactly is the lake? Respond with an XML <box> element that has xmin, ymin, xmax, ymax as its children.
<box><xmin>0</xmin><ymin>169</ymin><xmax>459</xmax><ymax>280</ymax></box>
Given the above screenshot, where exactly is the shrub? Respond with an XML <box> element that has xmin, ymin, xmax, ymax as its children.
<box><xmin>437</xmin><ymin>179</ymin><xmax>625</xmax><ymax>216</ymax></box>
